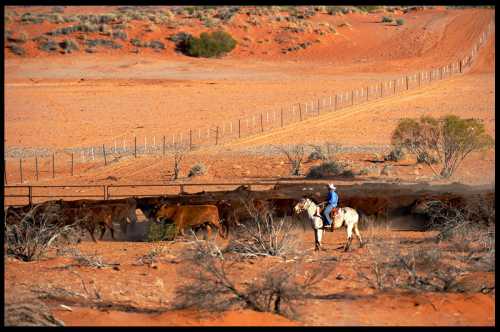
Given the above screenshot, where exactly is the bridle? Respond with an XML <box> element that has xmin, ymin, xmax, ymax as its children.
<box><xmin>296</xmin><ymin>198</ymin><xmax>314</xmax><ymax>213</ymax></box>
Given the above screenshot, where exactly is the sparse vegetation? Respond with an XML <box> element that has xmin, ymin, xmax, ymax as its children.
<box><xmin>391</xmin><ymin>115</ymin><xmax>494</xmax><ymax>178</ymax></box>
<box><xmin>60</xmin><ymin>39</ymin><xmax>79</xmax><ymax>53</ymax></box>
<box><xmin>306</xmin><ymin>161</ymin><xmax>354</xmax><ymax>179</ymax></box>
<box><xmin>382</xmin><ymin>16</ymin><xmax>393</xmax><ymax>23</ymax></box>
<box><xmin>396</xmin><ymin>18</ymin><xmax>405</xmax><ymax>25</ymax></box>
<box><xmin>188</xmin><ymin>162</ymin><xmax>207</xmax><ymax>177</ymax></box>
<box><xmin>181</xmin><ymin>31</ymin><xmax>237</xmax><ymax>58</ymax></box>
<box><xmin>385</xmin><ymin>146</ymin><xmax>405</xmax><ymax>162</ymax></box>
<box><xmin>225</xmin><ymin>202</ymin><xmax>298</xmax><ymax>257</ymax></box>
<box><xmin>276</xmin><ymin>144</ymin><xmax>306</xmax><ymax>176</ymax></box>
<box><xmin>174</xmin><ymin>239</ymin><xmax>333</xmax><ymax>318</ymax></box>
<box><xmin>7</xmin><ymin>44</ymin><xmax>26</xmax><ymax>56</ymax></box>
<box><xmin>5</xmin><ymin>204</ymin><xmax>77</xmax><ymax>262</ymax></box>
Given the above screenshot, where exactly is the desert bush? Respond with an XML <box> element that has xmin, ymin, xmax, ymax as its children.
<box><xmin>7</xmin><ymin>44</ymin><xmax>26</xmax><ymax>56</ymax></box>
<box><xmin>5</xmin><ymin>298</ymin><xmax>65</xmax><ymax>326</ymax></box>
<box><xmin>148</xmin><ymin>40</ymin><xmax>165</xmax><ymax>50</ymax></box>
<box><xmin>416</xmin><ymin>151</ymin><xmax>439</xmax><ymax>164</ymax></box>
<box><xmin>147</xmin><ymin>220</ymin><xmax>178</xmax><ymax>242</ymax></box>
<box><xmin>391</xmin><ymin>115</ymin><xmax>494</xmax><ymax>178</ymax></box>
<box><xmin>385</xmin><ymin>146</ymin><xmax>405</xmax><ymax>161</ymax></box>
<box><xmin>225</xmin><ymin>202</ymin><xmax>298</xmax><ymax>257</ymax></box>
<box><xmin>174</xmin><ymin>239</ymin><xmax>333</xmax><ymax>318</ymax></box>
<box><xmin>5</xmin><ymin>205</ymin><xmax>77</xmax><ymax>262</ymax></box>
<box><xmin>306</xmin><ymin>161</ymin><xmax>354</xmax><ymax>179</ymax></box>
<box><xmin>21</xmin><ymin>13</ymin><xmax>44</xmax><ymax>24</ymax></box>
<box><xmin>7</xmin><ymin>31</ymin><xmax>28</xmax><ymax>43</ymax></box>
<box><xmin>130</xmin><ymin>38</ymin><xmax>143</xmax><ymax>47</ymax></box>
<box><xmin>86</xmin><ymin>39</ymin><xmax>122</xmax><ymax>49</ymax></box>
<box><xmin>39</xmin><ymin>40</ymin><xmax>58</xmax><ymax>52</ymax></box>
<box><xmin>381</xmin><ymin>16</ymin><xmax>393</xmax><ymax>23</ymax></box>
<box><xmin>112</xmin><ymin>30</ymin><xmax>128</xmax><ymax>40</ymax></box>
<box><xmin>182</xmin><ymin>30</ymin><xmax>237</xmax><ymax>58</ymax></box>
<box><xmin>357</xmin><ymin>6</ymin><xmax>381</xmax><ymax>12</ymax></box>
<box><xmin>60</xmin><ymin>39</ymin><xmax>79</xmax><ymax>53</ymax></box>
<box><xmin>276</xmin><ymin>144</ymin><xmax>306</xmax><ymax>176</ymax></box>
<box><xmin>307</xmin><ymin>142</ymin><xmax>341</xmax><ymax>162</ymax></box>
<box><xmin>396</xmin><ymin>18</ymin><xmax>405</xmax><ymax>25</ymax></box>
<box><xmin>188</xmin><ymin>162</ymin><xmax>206</xmax><ymax>178</ymax></box>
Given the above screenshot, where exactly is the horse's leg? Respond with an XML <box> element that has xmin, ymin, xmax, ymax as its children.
<box><xmin>354</xmin><ymin>223</ymin><xmax>363</xmax><ymax>247</ymax></box>
<box><xmin>99</xmin><ymin>223</ymin><xmax>106</xmax><ymax>240</ymax></box>
<box><xmin>344</xmin><ymin>224</ymin><xmax>353</xmax><ymax>252</ymax></box>
<box><xmin>317</xmin><ymin>228</ymin><xmax>325</xmax><ymax>251</ymax></box>
<box><xmin>313</xmin><ymin>228</ymin><xmax>320</xmax><ymax>251</ymax></box>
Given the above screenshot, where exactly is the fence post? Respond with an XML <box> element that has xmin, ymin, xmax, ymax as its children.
<box><xmin>35</xmin><ymin>155</ymin><xmax>39</xmax><ymax>181</ymax></box>
<box><xmin>19</xmin><ymin>158</ymin><xmax>23</xmax><ymax>183</ymax></box>
<box><xmin>71</xmin><ymin>152</ymin><xmax>74</xmax><ymax>176</ymax></box>
<box><xmin>103</xmin><ymin>185</ymin><xmax>107</xmax><ymax>200</ymax></box>
<box><xmin>459</xmin><ymin>60</ymin><xmax>462</xmax><ymax>73</ymax></box>
<box><xmin>189</xmin><ymin>130</ymin><xmax>193</xmax><ymax>150</ymax></box>
<box><xmin>317</xmin><ymin>98</ymin><xmax>321</xmax><ymax>115</ymax></box>
<box><xmin>260</xmin><ymin>113</ymin><xmax>264</xmax><ymax>132</ymax></box>
<box><xmin>418</xmin><ymin>72</ymin><xmax>421</xmax><ymax>87</ymax></box>
<box><xmin>52</xmin><ymin>153</ymin><xmax>55</xmax><ymax>178</ymax></box>
<box><xmin>380</xmin><ymin>82</ymin><xmax>383</xmax><ymax>97</ymax></box>
<box><xmin>28</xmin><ymin>186</ymin><xmax>32</xmax><ymax>208</ymax></box>
<box><xmin>103</xmin><ymin>144</ymin><xmax>107</xmax><ymax>166</ymax></box>
<box><xmin>4</xmin><ymin>159</ymin><xmax>6</xmax><ymax>185</ymax></box>
<box><xmin>280</xmin><ymin>109</ymin><xmax>284</xmax><ymax>127</ymax></box>
<box><xmin>134</xmin><ymin>137</ymin><xmax>137</xmax><ymax>158</ymax></box>
<box><xmin>299</xmin><ymin>104</ymin><xmax>302</xmax><ymax>121</ymax></box>
<box><xmin>215</xmin><ymin>126</ymin><xmax>219</xmax><ymax>145</ymax></box>
<box><xmin>335</xmin><ymin>95</ymin><xmax>338</xmax><ymax>110</ymax></box>
<box><xmin>163</xmin><ymin>135</ymin><xmax>166</xmax><ymax>156</ymax></box>
<box><xmin>238</xmin><ymin>119</ymin><xmax>241</xmax><ymax>138</ymax></box>
<box><xmin>429</xmin><ymin>70</ymin><xmax>432</xmax><ymax>82</ymax></box>
<box><xmin>351</xmin><ymin>90</ymin><xmax>354</xmax><ymax>105</ymax></box>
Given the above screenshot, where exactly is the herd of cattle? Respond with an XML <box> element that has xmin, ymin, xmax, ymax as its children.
<box><xmin>5</xmin><ymin>183</ymin><xmax>490</xmax><ymax>242</ymax></box>
<box><xmin>4</xmin><ymin>194</ymin><xmax>297</xmax><ymax>242</ymax></box>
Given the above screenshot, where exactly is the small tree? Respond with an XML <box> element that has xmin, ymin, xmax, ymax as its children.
<box><xmin>308</xmin><ymin>142</ymin><xmax>341</xmax><ymax>162</ymax></box>
<box><xmin>391</xmin><ymin>115</ymin><xmax>494</xmax><ymax>178</ymax></box>
<box><xmin>276</xmin><ymin>144</ymin><xmax>306</xmax><ymax>176</ymax></box>
<box><xmin>171</xmin><ymin>143</ymin><xmax>189</xmax><ymax>180</ymax></box>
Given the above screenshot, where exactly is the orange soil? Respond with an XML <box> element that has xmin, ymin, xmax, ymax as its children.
<box><xmin>5</xmin><ymin>230</ymin><xmax>495</xmax><ymax>326</ymax></box>
<box><xmin>4</xmin><ymin>7</ymin><xmax>496</xmax><ymax>326</ymax></box>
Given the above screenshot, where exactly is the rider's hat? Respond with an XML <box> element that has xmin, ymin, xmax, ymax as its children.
<box><xmin>328</xmin><ymin>183</ymin><xmax>336</xmax><ymax>190</ymax></box>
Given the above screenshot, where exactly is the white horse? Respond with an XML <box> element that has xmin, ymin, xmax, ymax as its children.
<box><xmin>293</xmin><ymin>197</ymin><xmax>363</xmax><ymax>252</ymax></box>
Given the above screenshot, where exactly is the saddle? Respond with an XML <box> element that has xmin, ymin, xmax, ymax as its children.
<box><xmin>314</xmin><ymin>204</ymin><xmax>340</xmax><ymax>229</ymax></box>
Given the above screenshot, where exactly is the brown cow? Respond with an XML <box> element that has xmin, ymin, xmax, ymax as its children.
<box><xmin>153</xmin><ymin>204</ymin><xmax>224</xmax><ymax>239</ymax></box>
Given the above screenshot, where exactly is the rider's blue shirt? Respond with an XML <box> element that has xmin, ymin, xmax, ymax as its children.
<box><xmin>327</xmin><ymin>190</ymin><xmax>338</xmax><ymax>206</ymax></box>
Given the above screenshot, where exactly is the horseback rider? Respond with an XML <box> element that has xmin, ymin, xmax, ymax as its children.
<box><xmin>323</xmin><ymin>183</ymin><xmax>338</xmax><ymax>227</ymax></box>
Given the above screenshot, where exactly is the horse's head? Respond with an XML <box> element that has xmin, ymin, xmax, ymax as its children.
<box><xmin>293</xmin><ymin>198</ymin><xmax>309</xmax><ymax>214</ymax></box>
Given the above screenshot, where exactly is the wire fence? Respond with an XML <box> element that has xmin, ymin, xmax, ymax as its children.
<box><xmin>4</xmin><ymin>17</ymin><xmax>494</xmax><ymax>185</ymax></box>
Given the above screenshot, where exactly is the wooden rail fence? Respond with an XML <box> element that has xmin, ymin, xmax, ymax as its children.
<box><xmin>4</xmin><ymin>182</ymin><xmax>285</xmax><ymax>207</ymax></box>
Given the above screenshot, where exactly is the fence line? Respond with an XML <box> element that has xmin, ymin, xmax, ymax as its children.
<box><xmin>4</xmin><ymin>181</ymin><xmax>287</xmax><ymax>206</ymax></box>
<box><xmin>4</xmin><ymin>18</ymin><xmax>494</xmax><ymax>185</ymax></box>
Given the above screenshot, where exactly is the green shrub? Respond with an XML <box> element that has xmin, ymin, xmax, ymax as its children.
<box><xmin>59</xmin><ymin>39</ymin><xmax>79</xmax><ymax>53</ymax></box>
<box><xmin>357</xmin><ymin>6</ymin><xmax>380</xmax><ymax>12</ymax></box>
<box><xmin>396</xmin><ymin>18</ymin><xmax>405</xmax><ymax>25</ymax></box>
<box><xmin>416</xmin><ymin>151</ymin><xmax>439</xmax><ymax>164</ymax></box>
<box><xmin>306</xmin><ymin>161</ymin><xmax>354</xmax><ymax>179</ymax></box>
<box><xmin>7</xmin><ymin>44</ymin><xmax>25</xmax><ymax>56</ymax></box>
<box><xmin>183</xmin><ymin>31</ymin><xmax>237</xmax><ymax>58</ymax></box>
<box><xmin>39</xmin><ymin>40</ymin><xmax>58</xmax><ymax>52</ymax></box>
<box><xmin>392</xmin><ymin>115</ymin><xmax>494</xmax><ymax>178</ymax></box>
<box><xmin>147</xmin><ymin>221</ymin><xmax>177</xmax><ymax>242</ymax></box>
<box><xmin>112</xmin><ymin>30</ymin><xmax>128</xmax><ymax>40</ymax></box>
<box><xmin>148</xmin><ymin>40</ymin><xmax>165</xmax><ymax>50</ymax></box>
<box><xmin>382</xmin><ymin>16</ymin><xmax>393</xmax><ymax>23</ymax></box>
<box><xmin>188</xmin><ymin>163</ymin><xmax>207</xmax><ymax>177</ymax></box>
<box><xmin>385</xmin><ymin>146</ymin><xmax>405</xmax><ymax>162</ymax></box>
